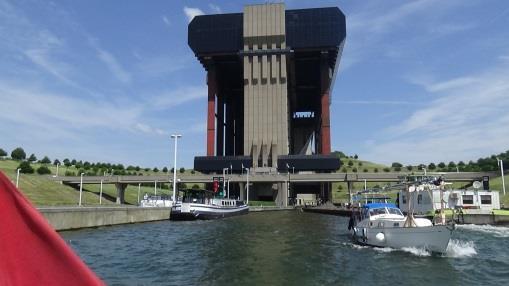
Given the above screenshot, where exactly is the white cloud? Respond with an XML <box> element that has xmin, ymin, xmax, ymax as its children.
<box><xmin>183</xmin><ymin>7</ymin><xmax>204</xmax><ymax>23</ymax></box>
<box><xmin>335</xmin><ymin>100</ymin><xmax>416</xmax><ymax>106</ymax></box>
<box><xmin>134</xmin><ymin>123</ymin><xmax>168</xmax><ymax>136</ymax></box>
<box><xmin>363</xmin><ymin>59</ymin><xmax>509</xmax><ymax>165</ymax></box>
<box><xmin>95</xmin><ymin>48</ymin><xmax>131</xmax><ymax>84</ymax></box>
<box><xmin>151</xmin><ymin>85</ymin><xmax>206</xmax><ymax>109</ymax></box>
<box><xmin>208</xmin><ymin>4</ymin><xmax>221</xmax><ymax>14</ymax></box>
<box><xmin>162</xmin><ymin>15</ymin><xmax>170</xmax><ymax>27</ymax></box>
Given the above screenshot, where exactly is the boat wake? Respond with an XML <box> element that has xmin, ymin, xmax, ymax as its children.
<box><xmin>444</xmin><ymin>239</ymin><xmax>477</xmax><ymax>258</ymax></box>
<box><xmin>345</xmin><ymin>239</ymin><xmax>477</xmax><ymax>258</ymax></box>
<box><xmin>456</xmin><ymin>224</ymin><xmax>509</xmax><ymax>238</ymax></box>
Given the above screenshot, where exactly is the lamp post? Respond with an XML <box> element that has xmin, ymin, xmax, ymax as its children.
<box><xmin>244</xmin><ymin>167</ymin><xmax>250</xmax><ymax>204</ymax></box>
<box><xmin>137</xmin><ymin>183</ymin><xmax>141</xmax><ymax>205</ymax></box>
<box><xmin>171</xmin><ymin>134</ymin><xmax>182</xmax><ymax>202</ymax></box>
<box><xmin>423</xmin><ymin>168</ymin><xmax>427</xmax><ymax>176</ymax></box>
<box><xmin>16</xmin><ymin>168</ymin><xmax>20</xmax><ymax>188</ymax></box>
<box><xmin>79</xmin><ymin>173</ymin><xmax>84</xmax><ymax>206</ymax></box>
<box><xmin>99</xmin><ymin>179</ymin><xmax>103</xmax><ymax>205</ymax></box>
<box><xmin>498</xmin><ymin>159</ymin><xmax>506</xmax><ymax>195</ymax></box>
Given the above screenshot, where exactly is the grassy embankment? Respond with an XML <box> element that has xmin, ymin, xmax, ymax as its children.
<box><xmin>0</xmin><ymin>159</ymin><xmax>177</xmax><ymax>206</ymax></box>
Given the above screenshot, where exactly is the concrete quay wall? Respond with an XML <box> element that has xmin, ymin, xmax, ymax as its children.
<box><xmin>38</xmin><ymin>207</ymin><xmax>171</xmax><ymax>231</ymax></box>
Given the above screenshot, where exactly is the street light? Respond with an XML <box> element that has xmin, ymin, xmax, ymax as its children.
<box><xmin>16</xmin><ymin>168</ymin><xmax>20</xmax><ymax>188</ymax></box>
<box><xmin>423</xmin><ymin>168</ymin><xmax>427</xmax><ymax>176</ymax></box>
<box><xmin>99</xmin><ymin>179</ymin><xmax>103</xmax><ymax>205</ymax></box>
<box><xmin>498</xmin><ymin>158</ymin><xmax>506</xmax><ymax>195</ymax></box>
<box><xmin>171</xmin><ymin>134</ymin><xmax>182</xmax><ymax>203</ymax></box>
<box><xmin>79</xmin><ymin>173</ymin><xmax>84</xmax><ymax>206</ymax></box>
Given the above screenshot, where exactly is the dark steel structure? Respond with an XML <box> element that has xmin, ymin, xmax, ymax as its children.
<box><xmin>190</xmin><ymin>4</ymin><xmax>345</xmax><ymax>175</ymax></box>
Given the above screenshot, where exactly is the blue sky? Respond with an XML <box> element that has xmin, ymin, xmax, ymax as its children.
<box><xmin>1</xmin><ymin>0</ymin><xmax>508</xmax><ymax>169</ymax></box>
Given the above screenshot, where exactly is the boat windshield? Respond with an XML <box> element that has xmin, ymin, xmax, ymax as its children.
<box><xmin>387</xmin><ymin>208</ymin><xmax>403</xmax><ymax>216</ymax></box>
<box><xmin>368</xmin><ymin>208</ymin><xmax>387</xmax><ymax>216</ymax></box>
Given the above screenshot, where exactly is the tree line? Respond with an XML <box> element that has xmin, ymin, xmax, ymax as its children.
<box><xmin>0</xmin><ymin>147</ymin><xmax>190</xmax><ymax>176</ymax></box>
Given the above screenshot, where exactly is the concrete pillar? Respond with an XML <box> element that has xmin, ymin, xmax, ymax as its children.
<box><xmin>207</xmin><ymin>69</ymin><xmax>216</xmax><ymax>156</ymax></box>
<box><xmin>275</xmin><ymin>181</ymin><xmax>288</xmax><ymax>207</ymax></box>
<box><xmin>115</xmin><ymin>183</ymin><xmax>127</xmax><ymax>204</ymax></box>
<box><xmin>239</xmin><ymin>182</ymin><xmax>245</xmax><ymax>201</ymax></box>
<box><xmin>347</xmin><ymin>181</ymin><xmax>354</xmax><ymax>204</ymax></box>
<box><xmin>320</xmin><ymin>53</ymin><xmax>331</xmax><ymax>155</ymax></box>
<box><xmin>217</xmin><ymin>95</ymin><xmax>224</xmax><ymax>156</ymax></box>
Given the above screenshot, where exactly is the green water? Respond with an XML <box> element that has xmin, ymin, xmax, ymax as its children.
<box><xmin>61</xmin><ymin>211</ymin><xmax>509</xmax><ymax>285</ymax></box>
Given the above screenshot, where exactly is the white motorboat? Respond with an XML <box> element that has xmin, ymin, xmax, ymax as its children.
<box><xmin>171</xmin><ymin>189</ymin><xmax>249</xmax><ymax>220</ymax></box>
<box><xmin>349</xmin><ymin>202</ymin><xmax>454</xmax><ymax>253</ymax></box>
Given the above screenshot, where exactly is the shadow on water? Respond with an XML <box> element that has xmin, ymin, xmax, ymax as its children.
<box><xmin>61</xmin><ymin>211</ymin><xmax>509</xmax><ymax>286</ymax></box>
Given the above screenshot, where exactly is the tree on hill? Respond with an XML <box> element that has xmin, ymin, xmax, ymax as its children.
<box><xmin>135</xmin><ymin>166</ymin><xmax>141</xmax><ymax>171</ymax></box>
<box><xmin>0</xmin><ymin>148</ymin><xmax>7</xmax><ymax>158</ymax></box>
<box><xmin>354</xmin><ymin>154</ymin><xmax>358</xmax><ymax>159</ymax></box>
<box><xmin>40</xmin><ymin>156</ymin><xmax>51</xmax><ymax>164</ymax></box>
<box><xmin>406</xmin><ymin>165</ymin><xmax>413</xmax><ymax>171</ymax></box>
<box><xmin>153</xmin><ymin>167</ymin><xmax>159</xmax><ymax>173</ymax></box>
<box><xmin>352</xmin><ymin>167</ymin><xmax>358</xmax><ymax>173</ymax></box>
<box><xmin>448</xmin><ymin>161</ymin><xmax>456</xmax><ymax>168</ymax></box>
<box><xmin>63</xmin><ymin>158</ymin><xmax>71</xmax><ymax>166</ymax></box>
<box><xmin>179</xmin><ymin>167</ymin><xmax>185</xmax><ymax>173</ymax></box>
<box><xmin>347</xmin><ymin>160</ymin><xmax>354</xmax><ymax>167</ymax></box>
<box><xmin>53</xmin><ymin>159</ymin><xmax>60</xmax><ymax>165</ymax></box>
<box><xmin>332</xmin><ymin>151</ymin><xmax>347</xmax><ymax>158</ymax></box>
<box><xmin>18</xmin><ymin>161</ymin><xmax>34</xmax><ymax>174</ymax></box>
<box><xmin>36</xmin><ymin>165</ymin><xmax>51</xmax><ymax>175</ymax></box>
<box><xmin>438</xmin><ymin>162</ymin><xmax>446</xmax><ymax>169</ymax></box>
<box><xmin>428</xmin><ymin>163</ymin><xmax>436</xmax><ymax>170</ymax></box>
<box><xmin>374</xmin><ymin>168</ymin><xmax>379</xmax><ymax>173</ymax></box>
<box><xmin>393</xmin><ymin>166</ymin><xmax>402</xmax><ymax>172</ymax></box>
<box><xmin>358</xmin><ymin>161</ymin><xmax>363</xmax><ymax>166</ymax></box>
<box><xmin>162</xmin><ymin>167</ymin><xmax>168</xmax><ymax>173</ymax></box>
<box><xmin>144</xmin><ymin>168</ymin><xmax>150</xmax><ymax>172</ymax></box>
<box><xmin>28</xmin><ymin>154</ymin><xmax>37</xmax><ymax>162</ymax></box>
<box><xmin>383</xmin><ymin>167</ymin><xmax>390</xmax><ymax>172</ymax></box>
<box><xmin>391</xmin><ymin>162</ymin><xmax>403</xmax><ymax>168</ymax></box>
<box><xmin>417</xmin><ymin>164</ymin><xmax>425</xmax><ymax>170</ymax></box>
<box><xmin>71</xmin><ymin>159</ymin><xmax>77</xmax><ymax>165</ymax></box>
<box><xmin>11</xmin><ymin>147</ymin><xmax>26</xmax><ymax>160</ymax></box>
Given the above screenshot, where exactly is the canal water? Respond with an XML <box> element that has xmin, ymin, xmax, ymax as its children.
<box><xmin>61</xmin><ymin>211</ymin><xmax>509</xmax><ymax>286</ymax></box>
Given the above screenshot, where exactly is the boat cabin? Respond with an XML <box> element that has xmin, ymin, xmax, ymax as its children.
<box><xmin>398</xmin><ymin>189</ymin><xmax>501</xmax><ymax>214</ymax></box>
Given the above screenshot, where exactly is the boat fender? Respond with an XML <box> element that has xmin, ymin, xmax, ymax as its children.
<box><xmin>375</xmin><ymin>232</ymin><xmax>385</xmax><ymax>242</ymax></box>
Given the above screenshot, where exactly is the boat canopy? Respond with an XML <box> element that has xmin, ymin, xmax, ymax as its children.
<box><xmin>362</xmin><ymin>203</ymin><xmax>397</xmax><ymax>209</ymax></box>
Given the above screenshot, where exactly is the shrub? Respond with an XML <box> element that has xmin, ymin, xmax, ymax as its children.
<box><xmin>337</xmin><ymin>185</ymin><xmax>343</xmax><ymax>190</ymax></box>
<box><xmin>36</xmin><ymin>166</ymin><xmax>51</xmax><ymax>175</ymax></box>
<box><xmin>179</xmin><ymin>167</ymin><xmax>185</xmax><ymax>173</ymax></box>
<box><xmin>153</xmin><ymin>167</ymin><xmax>159</xmax><ymax>172</ymax></box>
<box><xmin>40</xmin><ymin>156</ymin><xmax>51</xmax><ymax>164</ymax></box>
<box><xmin>354</xmin><ymin>154</ymin><xmax>358</xmax><ymax>159</ymax></box>
<box><xmin>358</xmin><ymin>161</ymin><xmax>363</xmax><ymax>166</ymax></box>
<box><xmin>352</xmin><ymin>167</ymin><xmax>358</xmax><ymax>173</ymax></box>
<box><xmin>394</xmin><ymin>166</ymin><xmax>401</xmax><ymax>172</ymax></box>
<box><xmin>363</xmin><ymin>168</ymin><xmax>368</xmax><ymax>172</ymax></box>
<box><xmin>341</xmin><ymin>167</ymin><xmax>347</xmax><ymax>172</ymax></box>
<box><xmin>11</xmin><ymin>147</ymin><xmax>26</xmax><ymax>160</ymax></box>
<box><xmin>162</xmin><ymin>167</ymin><xmax>168</xmax><ymax>173</ymax></box>
<box><xmin>348</xmin><ymin>160</ymin><xmax>354</xmax><ymax>167</ymax></box>
<box><xmin>28</xmin><ymin>154</ymin><xmax>37</xmax><ymax>162</ymax></box>
<box><xmin>374</xmin><ymin>168</ymin><xmax>379</xmax><ymax>173</ymax></box>
<box><xmin>406</xmin><ymin>165</ymin><xmax>413</xmax><ymax>171</ymax></box>
<box><xmin>383</xmin><ymin>167</ymin><xmax>390</xmax><ymax>172</ymax></box>
<box><xmin>18</xmin><ymin>161</ymin><xmax>34</xmax><ymax>174</ymax></box>
<box><xmin>65</xmin><ymin>171</ymin><xmax>76</xmax><ymax>176</ymax></box>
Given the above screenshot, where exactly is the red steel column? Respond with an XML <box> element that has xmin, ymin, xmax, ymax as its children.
<box><xmin>320</xmin><ymin>56</ymin><xmax>331</xmax><ymax>155</ymax></box>
<box><xmin>206</xmin><ymin>69</ymin><xmax>216</xmax><ymax>156</ymax></box>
